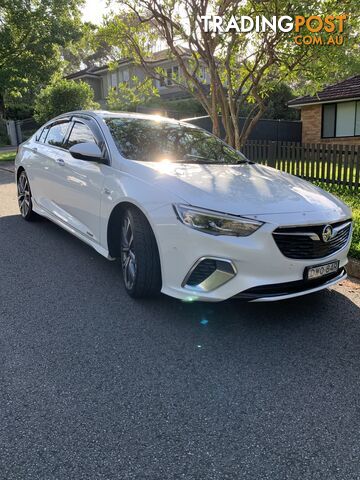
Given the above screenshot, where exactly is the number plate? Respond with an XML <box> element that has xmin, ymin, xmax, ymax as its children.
<box><xmin>305</xmin><ymin>260</ymin><xmax>339</xmax><ymax>280</ymax></box>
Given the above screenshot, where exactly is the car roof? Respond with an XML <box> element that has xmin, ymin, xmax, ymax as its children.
<box><xmin>61</xmin><ymin>110</ymin><xmax>183</xmax><ymax>124</ymax></box>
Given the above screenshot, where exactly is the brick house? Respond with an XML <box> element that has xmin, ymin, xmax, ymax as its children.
<box><xmin>288</xmin><ymin>75</ymin><xmax>360</xmax><ymax>145</ymax></box>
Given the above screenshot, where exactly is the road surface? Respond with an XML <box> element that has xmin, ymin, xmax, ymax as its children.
<box><xmin>0</xmin><ymin>167</ymin><xmax>359</xmax><ymax>479</ymax></box>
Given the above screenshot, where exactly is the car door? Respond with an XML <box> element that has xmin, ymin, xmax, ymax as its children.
<box><xmin>48</xmin><ymin>117</ymin><xmax>107</xmax><ymax>244</ymax></box>
<box><xmin>28</xmin><ymin>119</ymin><xmax>72</xmax><ymax>213</ymax></box>
<box><xmin>21</xmin><ymin>125</ymin><xmax>49</xmax><ymax>204</ymax></box>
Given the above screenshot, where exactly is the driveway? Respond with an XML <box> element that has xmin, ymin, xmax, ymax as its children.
<box><xmin>0</xmin><ymin>168</ymin><xmax>359</xmax><ymax>480</ymax></box>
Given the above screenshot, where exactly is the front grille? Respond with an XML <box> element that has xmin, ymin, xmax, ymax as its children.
<box><xmin>273</xmin><ymin>220</ymin><xmax>351</xmax><ymax>259</ymax></box>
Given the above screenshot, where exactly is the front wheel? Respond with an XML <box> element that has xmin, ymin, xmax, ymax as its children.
<box><xmin>120</xmin><ymin>208</ymin><xmax>161</xmax><ymax>298</ymax></box>
<box><xmin>17</xmin><ymin>171</ymin><xmax>38</xmax><ymax>221</ymax></box>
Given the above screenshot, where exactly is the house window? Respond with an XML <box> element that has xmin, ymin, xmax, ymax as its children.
<box><xmin>110</xmin><ymin>72</ymin><xmax>117</xmax><ymax>90</ymax></box>
<box><xmin>356</xmin><ymin>107</ymin><xmax>360</xmax><ymax>135</ymax></box>
<box><xmin>123</xmin><ymin>69</ymin><xmax>129</xmax><ymax>83</ymax></box>
<box><xmin>168</xmin><ymin>66</ymin><xmax>179</xmax><ymax>85</ymax></box>
<box><xmin>322</xmin><ymin>104</ymin><xmax>336</xmax><ymax>137</ymax></box>
<box><xmin>119</xmin><ymin>69</ymin><xmax>130</xmax><ymax>83</ymax></box>
<box><xmin>322</xmin><ymin>100</ymin><xmax>360</xmax><ymax>138</ymax></box>
<box><xmin>158</xmin><ymin>66</ymin><xmax>179</xmax><ymax>87</ymax></box>
<box><xmin>166</xmin><ymin>68</ymin><xmax>173</xmax><ymax>86</ymax></box>
<box><xmin>336</xmin><ymin>102</ymin><xmax>356</xmax><ymax>137</ymax></box>
<box><xmin>199</xmin><ymin>66</ymin><xmax>206</xmax><ymax>80</ymax></box>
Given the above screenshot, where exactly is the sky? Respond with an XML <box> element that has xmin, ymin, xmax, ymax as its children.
<box><xmin>81</xmin><ymin>0</ymin><xmax>110</xmax><ymax>24</ymax></box>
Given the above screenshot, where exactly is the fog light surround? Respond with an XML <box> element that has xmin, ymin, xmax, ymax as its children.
<box><xmin>182</xmin><ymin>257</ymin><xmax>237</xmax><ymax>292</ymax></box>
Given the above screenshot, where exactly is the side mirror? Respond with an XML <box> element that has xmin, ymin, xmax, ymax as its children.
<box><xmin>69</xmin><ymin>142</ymin><xmax>103</xmax><ymax>162</ymax></box>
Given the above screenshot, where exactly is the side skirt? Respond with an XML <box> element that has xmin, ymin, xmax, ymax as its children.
<box><xmin>32</xmin><ymin>200</ymin><xmax>115</xmax><ymax>261</ymax></box>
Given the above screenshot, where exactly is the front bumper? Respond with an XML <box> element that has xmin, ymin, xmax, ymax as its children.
<box><xmin>151</xmin><ymin>205</ymin><xmax>351</xmax><ymax>302</ymax></box>
<box><xmin>233</xmin><ymin>268</ymin><xmax>347</xmax><ymax>302</ymax></box>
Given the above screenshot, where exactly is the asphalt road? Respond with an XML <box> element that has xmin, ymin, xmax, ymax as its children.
<box><xmin>0</xmin><ymin>167</ymin><xmax>359</xmax><ymax>480</ymax></box>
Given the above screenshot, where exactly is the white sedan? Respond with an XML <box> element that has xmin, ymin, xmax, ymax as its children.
<box><xmin>15</xmin><ymin>111</ymin><xmax>352</xmax><ymax>302</ymax></box>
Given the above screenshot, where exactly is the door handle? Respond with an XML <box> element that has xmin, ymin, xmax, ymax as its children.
<box><xmin>55</xmin><ymin>158</ymin><xmax>65</xmax><ymax>166</ymax></box>
<box><xmin>31</xmin><ymin>147</ymin><xmax>38</xmax><ymax>153</ymax></box>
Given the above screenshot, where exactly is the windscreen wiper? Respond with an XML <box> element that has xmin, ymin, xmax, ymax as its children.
<box><xmin>184</xmin><ymin>154</ymin><xmax>209</xmax><ymax>161</ymax></box>
<box><xmin>185</xmin><ymin>154</ymin><xmax>253</xmax><ymax>165</ymax></box>
<box><xmin>236</xmin><ymin>159</ymin><xmax>254</xmax><ymax>164</ymax></box>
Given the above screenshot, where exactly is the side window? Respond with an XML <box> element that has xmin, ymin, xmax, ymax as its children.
<box><xmin>45</xmin><ymin>122</ymin><xmax>70</xmax><ymax>147</ymax></box>
<box><xmin>37</xmin><ymin>127</ymin><xmax>49</xmax><ymax>143</ymax></box>
<box><xmin>35</xmin><ymin>128</ymin><xmax>43</xmax><ymax>142</ymax></box>
<box><xmin>66</xmin><ymin>122</ymin><xmax>97</xmax><ymax>148</ymax></box>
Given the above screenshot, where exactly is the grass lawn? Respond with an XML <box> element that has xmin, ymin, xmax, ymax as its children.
<box><xmin>319</xmin><ymin>185</ymin><xmax>360</xmax><ymax>260</ymax></box>
<box><xmin>0</xmin><ymin>151</ymin><xmax>16</xmax><ymax>162</ymax></box>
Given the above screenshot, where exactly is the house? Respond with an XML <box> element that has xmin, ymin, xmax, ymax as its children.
<box><xmin>288</xmin><ymin>75</ymin><xmax>360</xmax><ymax>145</ymax></box>
<box><xmin>65</xmin><ymin>48</ymin><xmax>210</xmax><ymax>109</ymax></box>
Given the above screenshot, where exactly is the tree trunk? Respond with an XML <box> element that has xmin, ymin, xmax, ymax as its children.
<box><xmin>239</xmin><ymin>106</ymin><xmax>266</xmax><ymax>147</ymax></box>
<box><xmin>224</xmin><ymin>117</ymin><xmax>235</xmax><ymax>148</ymax></box>
<box><xmin>0</xmin><ymin>93</ymin><xmax>5</xmax><ymax>118</ymax></box>
<box><xmin>210</xmin><ymin>88</ymin><xmax>220</xmax><ymax>138</ymax></box>
<box><xmin>212</xmin><ymin>112</ymin><xmax>220</xmax><ymax>138</ymax></box>
<box><xmin>234</xmin><ymin>122</ymin><xmax>241</xmax><ymax>151</ymax></box>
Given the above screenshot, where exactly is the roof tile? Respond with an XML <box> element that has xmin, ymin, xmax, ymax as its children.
<box><xmin>288</xmin><ymin>75</ymin><xmax>360</xmax><ymax>106</ymax></box>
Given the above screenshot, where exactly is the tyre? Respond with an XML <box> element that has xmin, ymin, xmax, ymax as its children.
<box><xmin>120</xmin><ymin>207</ymin><xmax>161</xmax><ymax>298</ymax></box>
<box><xmin>17</xmin><ymin>171</ymin><xmax>38</xmax><ymax>221</ymax></box>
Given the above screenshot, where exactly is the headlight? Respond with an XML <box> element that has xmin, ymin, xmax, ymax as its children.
<box><xmin>173</xmin><ymin>204</ymin><xmax>263</xmax><ymax>237</ymax></box>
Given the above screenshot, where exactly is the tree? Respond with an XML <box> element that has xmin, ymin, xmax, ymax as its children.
<box><xmin>262</xmin><ymin>83</ymin><xmax>300</xmax><ymax>121</ymax></box>
<box><xmin>225</xmin><ymin>83</ymin><xmax>300</xmax><ymax>120</ymax></box>
<box><xmin>0</xmin><ymin>0</ymin><xmax>84</xmax><ymax>117</ymax></box>
<box><xmin>34</xmin><ymin>79</ymin><xmax>100</xmax><ymax>123</ymax></box>
<box><xmin>62</xmin><ymin>23</ymin><xmax>115</xmax><ymax>75</ymax></box>
<box><xmin>107</xmin><ymin>77</ymin><xmax>159</xmax><ymax>111</ymax></box>
<box><xmin>100</xmin><ymin>0</ymin><xmax>359</xmax><ymax>148</ymax></box>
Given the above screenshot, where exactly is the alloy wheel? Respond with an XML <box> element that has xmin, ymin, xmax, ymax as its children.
<box><xmin>17</xmin><ymin>173</ymin><xmax>31</xmax><ymax>218</ymax></box>
<box><xmin>121</xmin><ymin>216</ymin><xmax>137</xmax><ymax>290</ymax></box>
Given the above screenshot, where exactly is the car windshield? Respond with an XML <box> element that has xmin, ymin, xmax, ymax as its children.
<box><xmin>105</xmin><ymin>117</ymin><xmax>249</xmax><ymax>164</ymax></box>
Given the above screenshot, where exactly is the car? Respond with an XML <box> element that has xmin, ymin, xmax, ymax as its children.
<box><xmin>15</xmin><ymin>110</ymin><xmax>352</xmax><ymax>302</ymax></box>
